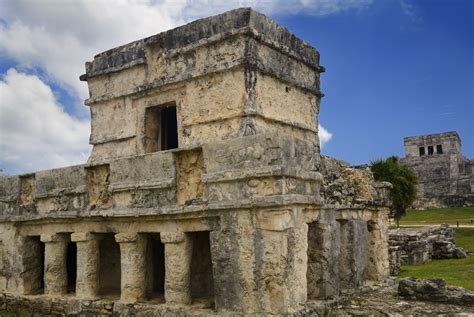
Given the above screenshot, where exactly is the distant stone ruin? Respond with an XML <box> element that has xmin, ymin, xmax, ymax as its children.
<box><xmin>401</xmin><ymin>131</ymin><xmax>474</xmax><ymax>208</ymax></box>
<box><xmin>0</xmin><ymin>8</ymin><xmax>391</xmax><ymax>316</ymax></box>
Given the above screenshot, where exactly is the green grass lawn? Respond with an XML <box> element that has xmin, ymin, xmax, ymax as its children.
<box><xmin>400</xmin><ymin>206</ymin><xmax>474</xmax><ymax>225</ymax></box>
<box><xmin>399</xmin><ymin>227</ymin><xmax>474</xmax><ymax>290</ymax></box>
<box><xmin>399</xmin><ymin>256</ymin><xmax>474</xmax><ymax>291</ymax></box>
<box><xmin>454</xmin><ymin>228</ymin><xmax>474</xmax><ymax>252</ymax></box>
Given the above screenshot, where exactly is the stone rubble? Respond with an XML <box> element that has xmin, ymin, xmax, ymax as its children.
<box><xmin>398</xmin><ymin>278</ymin><xmax>474</xmax><ymax>306</ymax></box>
<box><xmin>389</xmin><ymin>224</ymin><xmax>469</xmax><ymax>269</ymax></box>
<box><xmin>330</xmin><ymin>278</ymin><xmax>474</xmax><ymax>316</ymax></box>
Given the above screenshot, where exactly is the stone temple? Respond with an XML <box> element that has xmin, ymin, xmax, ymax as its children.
<box><xmin>401</xmin><ymin>131</ymin><xmax>474</xmax><ymax>209</ymax></box>
<box><xmin>0</xmin><ymin>8</ymin><xmax>392</xmax><ymax>316</ymax></box>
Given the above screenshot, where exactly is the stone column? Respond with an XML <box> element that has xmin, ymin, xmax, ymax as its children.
<box><xmin>287</xmin><ymin>222</ymin><xmax>308</xmax><ymax>306</ymax></box>
<box><xmin>339</xmin><ymin>219</ymin><xmax>369</xmax><ymax>289</ymax></box>
<box><xmin>40</xmin><ymin>233</ymin><xmax>69</xmax><ymax>295</ymax></box>
<box><xmin>160</xmin><ymin>231</ymin><xmax>193</xmax><ymax>305</ymax></box>
<box><xmin>210</xmin><ymin>212</ymin><xmax>258</xmax><ymax>313</ymax></box>
<box><xmin>115</xmin><ymin>233</ymin><xmax>147</xmax><ymax>303</ymax></box>
<box><xmin>71</xmin><ymin>232</ymin><xmax>100</xmax><ymax>298</ymax></box>
<box><xmin>254</xmin><ymin>209</ymin><xmax>303</xmax><ymax>315</ymax></box>
<box><xmin>307</xmin><ymin>219</ymin><xmax>340</xmax><ymax>299</ymax></box>
<box><xmin>366</xmin><ymin>215</ymin><xmax>390</xmax><ymax>280</ymax></box>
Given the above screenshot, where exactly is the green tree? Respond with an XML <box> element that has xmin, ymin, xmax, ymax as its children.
<box><xmin>370</xmin><ymin>156</ymin><xmax>418</xmax><ymax>227</ymax></box>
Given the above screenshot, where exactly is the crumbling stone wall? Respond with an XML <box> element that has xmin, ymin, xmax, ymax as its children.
<box><xmin>0</xmin><ymin>8</ymin><xmax>391</xmax><ymax>316</ymax></box>
<box><xmin>389</xmin><ymin>225</ymin><xmax>469</xmax><ymax>268</ymax></box>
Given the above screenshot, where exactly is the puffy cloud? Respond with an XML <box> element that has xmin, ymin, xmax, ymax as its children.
<box><xmin>0</xmin><ymin>0</ymin><xmax>187</xmax><ymax>103</ymax></box>
<box><xmin>319</xmin><ymin>125</ymin><xmax>333</xmax><ymax>149</ymax></box>
<box><xmin>0</xmin><ymin>0</ymin><xmax>372</xmax><ymax>100</ymax></box>
<box><xmin>0</xmin><ymin>69</ymin><xmax>91</xmax><ymax>175</ymax></box>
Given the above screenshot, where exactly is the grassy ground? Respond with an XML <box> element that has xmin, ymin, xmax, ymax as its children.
<box><xmin>399</xmin><ymin>227</ymin><xmax>474</xmax><ymax>290</ymax></box>
<box><xmin>399</xmin><ymin>256</ymin><xmax>474</xmax><ymax>291</ymax></box>
<box><xmin>400</xmin><ymin>206</ymin><xmax>474</xmax><ymax>226</ymax></box>
<box><xmin>455</xmin><ymin>228</ymin><xmax>474</xmax><ymax>252</ymax></box>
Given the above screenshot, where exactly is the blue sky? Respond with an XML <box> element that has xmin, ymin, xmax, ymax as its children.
<box><xmin>0</xmin><ymin>0</ymin><xmax>472</xmax><ymax>174</ymax></box>
<box><xmin>276</xmin><ymin>0</ymin><xmax>473</xmax><ymax>163</ymax></box>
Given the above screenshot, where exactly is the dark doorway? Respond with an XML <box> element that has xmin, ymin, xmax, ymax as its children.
<box><xmin>98</xmin><ymin>233</ymin><xmax>121</xmax><ymax>297</ymax></box>
<box><xmin>190</xmin><ymin>231</ymin><xmax>214</xmax><ymax>307</ymax></box>
<box><xmin>22</xmin><ymin>236</ymin><xmax>45</xmax><ymax>294</ymax></box>
<box><xmin>145</xmin><ymin>234</ymin><xmax>165</xmax><ymax>301</ymax></box>
<box><xmin>428</xmin><ymin>145</ymin><xmax>434</xmax><ymax>155</ymax></box>
<box><xmin>419</xmin><ymin>147</ymin><xmax>425</xmax><ymax>156</ymax></box>
<box><xmin>436</xmin><ymin>144</ymin><xmax>443</xmax><ymax>154</ymax></box>
<box><xmin>144</xmin><ymin>103</ymin><xmax>178</xmax><ymax>152</ymax></box>
<box><xmin>66</xmin><ymin>242</ymin><xmax>77</xmax><ymax>294</ymax></box>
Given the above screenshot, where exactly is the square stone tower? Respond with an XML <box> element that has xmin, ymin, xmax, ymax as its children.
<box><xmin>0</xmin><ymin>8</ymin><xmax>391</xmax><ymax>316</ymax></box>
<box><xmin>81</xmin><ymin>8</ymin><xmax>323</xmax><ymax>164</ymax></box>
<box><xmin>402</xmin><ymin>131</ymin><xmax>474</xmax><ymax>208</ymax></box>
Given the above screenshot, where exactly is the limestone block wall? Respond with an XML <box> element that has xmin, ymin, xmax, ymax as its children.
<box><xmin>0</xmin><ymin>133</ymin><xmax>390</xmax><ymax>315</ymax></box>
<box><xmin>82</xmin><ymin>8</ymin><xmax>324</xmax><ymax>164</ymax></box>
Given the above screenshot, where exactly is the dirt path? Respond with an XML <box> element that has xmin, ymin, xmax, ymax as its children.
<box><xmin>399</xmin><ymin>224</ymin><xmax>474</xmax><ymax>228</ymax></box>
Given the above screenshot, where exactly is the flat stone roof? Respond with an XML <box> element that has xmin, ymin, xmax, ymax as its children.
<box><xmin>404</xmin><ymin>131</ymin><xmax>460</xmax><ymax>142</ymax></box>
<box><xmin>80</xmin><ymin>8</ymin><xmax>322</xmax><ymax>80</ymax></box>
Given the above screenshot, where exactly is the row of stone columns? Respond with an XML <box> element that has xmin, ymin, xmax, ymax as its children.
<box><xmin>38</xmin><ymin>231</ymin><xmax>196</xmax><ymax>304</ymax></box>
<box><xmin>34</xmin><ymin>216</ymin><xmax>388</xmax><ymax>312</ymax></box>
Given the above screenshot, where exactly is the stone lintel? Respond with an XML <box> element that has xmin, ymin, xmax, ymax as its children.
<box><xmin>40</xmin><ymin>233</ymin><xmax>70</xmax><ymax>243</ymax></box>
<box><xmin>71</xmin><ymin>232</ymin><xmax>100</xmax><ymax>242</ymax></box>
<box><xmin>160</xmin><ymin>231</ymin><xmax>186</xmax><ymax>244</ymax></box>
<box><xmin>115</xmin><ymin>232</ymin><xmax>142</xmax><ymax>243</ymax></box>
<box><xmin>256</xmin><ymin>210</ymin><xmax>294</xmax><ymax>231</ymax></box>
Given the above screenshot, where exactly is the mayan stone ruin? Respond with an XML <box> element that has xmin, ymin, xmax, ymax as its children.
<box><xmin>0</xmin><ymin>8</ymin><xmax>392</xmax><ymax>316</ymax></box>
<box><xmin>401</xmin><ymin>131</ymin><xmax>474</xmax><ymax>209</ymax></box>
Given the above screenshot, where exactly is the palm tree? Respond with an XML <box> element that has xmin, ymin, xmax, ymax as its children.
<box><xmin>370</xmin><ymin>156</ymin><xmax>418</xmax><ymax>227</ymax></box>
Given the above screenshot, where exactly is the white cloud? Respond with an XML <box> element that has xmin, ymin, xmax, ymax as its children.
<box><xmin>0</xmin><ymin>69</ymin><xmax>91</xmax><ymax>174</ymax></box>
<box><xmin>0</xmin><ymin>0</ymin><xmax>187</xmax><ymax>104</ymax></box>
<box><xmin>0</xmin><ymin>0</ymin><xmax>372</xmax><ymax>101</ymax></box>
<box><xmin>319</xmin><ymin>125</ymin><xmax>332</xmax><ymax>149</ymax></box>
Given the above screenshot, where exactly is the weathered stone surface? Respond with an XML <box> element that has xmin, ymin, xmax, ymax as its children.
<box><xmin>366</xmin><ymin>217</ymin><xmax>390</xmax><ymax>280</ymax></box>
<box><xmin>40</xmin><ymin>234</ymin><xmax>69</xmax><ymax>296</ymax></box>
<box><xmin>339</xmin><ymin>219</ymin><xmax>369</xmax><ymax>288</ymax></box>
<box><xmin>307</xmin><ymin>218</ymin><xmax>341</xmax><ymax>299</ymax></box>
<box><xmin>71</xmin><ymin>233</ymin><xmax>100</xmax><ymax>299</ymax></box>
<box><xmin>401</xmin><ymin>131</ymin><xmax>474</xmax><ymax>208</ymax></box>
<box><xmin>330</xmin><ymin>278</ymin><xmax>474</xmax><ymax>315</ymax></box>
<box><xmin>388</xmin><ymin>245</ymin><xmax>402</xmax><ymax>276</ymax></box>
<box><xmin>399</xmin><ymin>278</ymin><xmax>474</xmax><ymax>306</ymax></box>
<box><xmin>161</xmin><ymin>231</ymin><xmax>193</xmax><ymax>305</ymax></box>
<box><xmin>116</xmin><ymin>233</ymin><xmax>147</xmax><ymax>303</ymax></box>
<box><xmin>389</xmin><ymin>224</ymin><xmax>469</xmax><ymax>268</ymax></box>
<box><xmin>0</xmin><ymin>8</ymin><xmax>391</xmax><ymax>316</ymax></box>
